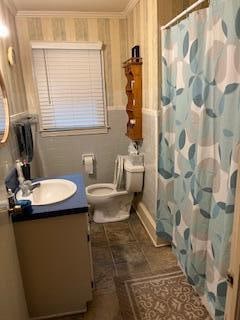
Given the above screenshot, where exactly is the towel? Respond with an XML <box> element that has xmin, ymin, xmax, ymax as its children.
<box><xmin>14</xmin><ymin>124</ymin><xmax>25</xmax><ymax>155</ymax></box>
<box><xmin>14</xmin><ymin>120</ymin><xmax>34</xmax><ymax>162</ymax></box>
<box><xmin>5</xmin><ymin>168</ymin><xmax>19</xmax><ymax>192</ymax></box>
<box><xmin>23</xmin><ymin>120</ymin><xmax>34</xmax><ymax>162</ymax></box>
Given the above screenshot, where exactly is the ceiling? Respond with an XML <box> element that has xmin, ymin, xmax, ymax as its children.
<box><xmin>12</xmin><ymin>0</ymin><xmax>130</xmax><ymax>12</ymax></box>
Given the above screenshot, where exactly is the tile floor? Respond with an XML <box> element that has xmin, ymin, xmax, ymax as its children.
<box><xmin>56</xmin><ymin>209</ymin><xmax>177</xmax><ymax>320</ymax></box>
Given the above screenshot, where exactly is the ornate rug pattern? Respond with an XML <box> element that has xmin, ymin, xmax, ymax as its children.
<box><xmin>115</xmin><ymin>268</ymin><xmax>212</xmax><ymax>320</ymax></box>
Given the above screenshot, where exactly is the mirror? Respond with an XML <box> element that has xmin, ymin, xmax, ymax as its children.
<box><xmin>0</xmin><ymin>71</ymin><xmax>10</xmax><ymax>145</ymax></box>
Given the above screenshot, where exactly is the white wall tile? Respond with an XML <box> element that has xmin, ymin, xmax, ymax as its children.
<box><xmin>37</xmin><ymin>109</ymin><xmax>130</xmax><ymax>185</ymax></box>
<box><xmin>139</xmin><ymin>111</ymin><xmax>158</xmax><ymax>219</ymax></box>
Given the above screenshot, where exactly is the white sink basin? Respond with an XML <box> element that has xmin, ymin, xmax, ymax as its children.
<box><xmin>16</xmin><ymin>179</ymin><xmax>77</xmax><ymax>206</ymax></box>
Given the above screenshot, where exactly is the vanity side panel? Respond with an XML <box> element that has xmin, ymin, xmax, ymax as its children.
<box><xmin>13</xmin><ymin>213</ymin><xmax>92</xmax><ymax>318</ymax></box>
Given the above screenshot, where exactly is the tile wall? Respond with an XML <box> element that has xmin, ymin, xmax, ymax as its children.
<box><xmin>138</xmin><ymin>109</ymin><xmax>158</xmax><ymax>219</ymax></box>
<box><xmin>37</xmin><ymin>108</ymin><xmax>130</xmax><ymax>185</ymax></box>
<box><xmin>15</xmin><ymin>13</ymin><xmax>130</xmax><ymax>183</ymax></box>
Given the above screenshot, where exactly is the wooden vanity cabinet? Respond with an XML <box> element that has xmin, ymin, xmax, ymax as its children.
<box><xmin>123</xmin><ymin>57</ymin><xmax>143</xmax><ymax>141</ymax></box>
<box><xmin>13</xmin><ymin>212</ymin><xmax>93</xmax><ymax>319</ymax></box>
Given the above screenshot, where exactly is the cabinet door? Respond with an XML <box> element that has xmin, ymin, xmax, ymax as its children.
<box><xmin>0</xmin><ymin>209</ymin><xmax>29</xmax><ymax>320</ymax></box>
<box><xmin>14</xmin><ymin>213</ymin><xmax>93</xmax><ymax>318</ymax></box>
<box><xmin>87</xmin><ymin>214</ymin><xmax>94</xmax><ymax>288</ymax></box>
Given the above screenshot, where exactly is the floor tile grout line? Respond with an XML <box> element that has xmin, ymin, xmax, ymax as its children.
<box><xmin>91</xmin><ymin>222</ymin><xmax>118</xmax><ymax>291</ymax></box>
<box><xmin>128</xmin><ymin>211</ymin><xmax>153</xmax><ymax>246</ymax></box>
<box><xmin>103</xmin><ymin>223</ymin><xmax>119</xmax><ymax>277</ymax></box>
<box><xmin>127</xmin><ymin>219</ymin><xmax>139</xmax><ymax>243</ymax></box>
<box><xmin>93</xmin><ymin>212</ymin><xmax>164</xmax><ymax>281</ymax></box>
<box><xmin>140</xmin><ymin>248</ymin><xmax>155</xmax><ymax>274</ymax></box>
<box><xmin>128</xmin><ymin>213</ymin><xmax>155</xmax><ymax>274</ymax></box>
<box><xmin>103</xmin><ymin>216</ymin><xmax>148</xmax><ymax>277</ymax></box>
<box><xmin>138</xmin><ymin>241</ymin><xmax>154</xmax><ymax>274</ymax></box>
<box><xmin>104</xmin><ymin>219</ymin><xmax>138</xmax><ymax>247</ymax></box>
<box><xmin>127</xmin><ymin>219</ymin><xmax>153</xmax><ymax>270</ymax></box>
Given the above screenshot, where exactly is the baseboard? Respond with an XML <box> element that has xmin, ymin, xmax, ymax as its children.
<box><xmin>133</xmin><ymin>201</ymin><xmax>169</xmax><ymax>248</ymax></box>
<box><xmin>31</xmin><ymin>307</ymin><xmax>87</xmax><ymax>319</ymax></box>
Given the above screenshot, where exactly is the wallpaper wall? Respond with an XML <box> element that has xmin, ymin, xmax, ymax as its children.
<box><xmin>126</xmin><ymin>0</ymin><xmax>203</xmax><ymax>219</ymax></box>
<box><xmin>126</xmin><ymin>0</ymin><xmax>203</xmax><ymax>111</ymax></box>
<box><xmin>0</xmin><ymin>0</ymin><xmax>27</xmax><ymax>177</ymax></box>
<box><xmin>127</xmin><ymin>0</ymin><xmax>159</xmax><ymax>110</ymax></box>
<box><xmin>16</xmin><ymin>13</ymin><xmax>130</xmax><ymax>181</ymax></box>
<box><xmin>13</xmin><ymin>0</ymin><xmax>208</xmax><ymax>192</ymax></box>
<box><xmin>0</xmin><ymin>1</ymin><xmax>27</xmax><ymax>116</ymax></box>
<box><xmin>16</xmin><ymin>15</ymin><xmax>128</xmax><ymax>112</ymax></box>
<box><xmin>16</xmin><ymin>1</ymin><xmax>202</xmax><ymax>113</ymax></box>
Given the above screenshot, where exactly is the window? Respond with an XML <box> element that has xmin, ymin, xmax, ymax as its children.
<box><xmin>32</xmin><ymin>42</ymin><xmax>108</xmax><ymax>135</ymax></box>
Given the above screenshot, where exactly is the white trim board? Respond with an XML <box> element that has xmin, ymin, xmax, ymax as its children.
<box><xmin>123</xmin><ymin>0</ymin><xmax>140</xmax><ymax>16</ymax></box>
<box><xmin>109</xmin><ymin>107</ymin><xmax>160</xmax><ymax>113</ymax></box>
<box><xmin>133</xmin><ymin>201</ymin><xmax>169</xmax><ymax>248</ymax></box>
<box><xmin>107</xmin><ymin>106</ymin><xmax>126</xmax><ymax>111</ymax></box>
<box><xmin>10</xmin><ymin>111</ymin><xmax>28</xmax><ymax>122</ymax></box>
<box><xmin>142</xmin><ymin>108</ymin><xmax>161</xmax><ymax>116</ymax></box>
<box><xmin>16</xmin><ymin>11</ymin><xmax>126</xmax><ymax>18</ymax></box>
<box><xmin>31</xmin><ymin>307</ymin><xmax>87</xmax><ymax>319</ymax></box>
<box><xmin>31</xmin><ymin>41</ymin><xmax>102</xmax><ymax>50</ymax></box>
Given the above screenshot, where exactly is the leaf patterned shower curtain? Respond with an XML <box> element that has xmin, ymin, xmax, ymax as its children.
<box><xmin>157</xmin><ymin>0</ymin><xmax>240</xmax><ymax>318</ymax></box>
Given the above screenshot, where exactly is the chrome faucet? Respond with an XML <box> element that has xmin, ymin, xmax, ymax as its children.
<box><xmin>15</xmin><ymin>160</ymin><xmax>41</xmax><ymax>197</ymax></box>
<box><xmin>21</xmin><ymin>181</ymin><xmax>41</xmax><ymax>197</ymax></box>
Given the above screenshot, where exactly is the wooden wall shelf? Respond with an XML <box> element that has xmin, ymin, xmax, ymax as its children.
<box><xmin>123</xmin><ymin>57</ymin><xmax>143</xmax><ymax>141</ymax></box>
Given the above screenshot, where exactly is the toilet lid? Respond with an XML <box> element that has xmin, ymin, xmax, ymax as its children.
<box><xmin>88</xmin><ymin>186</ymin><xmax>114</xmax><ymax>196</ymax></box>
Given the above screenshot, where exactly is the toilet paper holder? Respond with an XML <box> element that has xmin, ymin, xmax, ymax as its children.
<box><xmin>82</xmin><ymin>154</ymin><xmax>95</xmax><ymax>163</ymax></box>
<box><xmin>82</xmin><ymin>154</ymin><xmax>95</xmax><ymax>175</ymax></box>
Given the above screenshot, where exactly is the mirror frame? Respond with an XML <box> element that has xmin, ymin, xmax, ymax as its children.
<box><xmin>0</xmin><ymin>70</ymin><xmax>10</xmax><ymax>145</ymax></box>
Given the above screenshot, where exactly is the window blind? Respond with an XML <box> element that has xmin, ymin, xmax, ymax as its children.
<box><xmin>32</xmin><ymin>46</ymin><xmax>107</xmax><ymax>131</ymax></box>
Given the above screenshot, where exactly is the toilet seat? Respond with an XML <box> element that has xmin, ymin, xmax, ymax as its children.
<box><xmin>86</xmin><ymin>183</ymin><xmax>128</xmax><ymax>204</ymax></box>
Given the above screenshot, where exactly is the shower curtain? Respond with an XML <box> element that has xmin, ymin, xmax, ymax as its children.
<box><xmin>157</xmin><ymin>0</ymin><xmax>240</xmax><ymax>318</ymax></box>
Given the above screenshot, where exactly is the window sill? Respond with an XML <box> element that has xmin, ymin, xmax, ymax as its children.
<box><xmin>40</xmin><ymin>127</ymin><xmax>109</xmax><ymax>137</ymax></box>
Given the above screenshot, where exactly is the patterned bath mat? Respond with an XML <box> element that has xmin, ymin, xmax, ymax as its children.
<box><xmin>115</xmin><ymin>268</ymin><xmax>211</xmax><ymax>320</ymax></box>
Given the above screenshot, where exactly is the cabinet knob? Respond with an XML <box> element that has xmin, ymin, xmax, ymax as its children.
<box><xmin>130</xmin><ymin>119</ymin><xmax>136</xmax><ymax>125</ymax></box>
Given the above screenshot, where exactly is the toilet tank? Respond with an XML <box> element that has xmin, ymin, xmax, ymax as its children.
<box><xmin>124</xmin><ymin>159</ymin><xmax>144</xmax><ymax>192</ymax></box>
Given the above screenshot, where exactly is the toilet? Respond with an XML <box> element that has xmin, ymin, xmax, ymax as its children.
<box><xmin>86</xmin><ymin>155</ymin><xmax>144</xmax><ymax>223</ymax></box>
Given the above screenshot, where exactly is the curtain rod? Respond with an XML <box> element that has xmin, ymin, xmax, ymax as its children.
<box><xmin>161</xmin><ymin>0</ymin><xmax>209</xmax><ymax>31</ymax></box>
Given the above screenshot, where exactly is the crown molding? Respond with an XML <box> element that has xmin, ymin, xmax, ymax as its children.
<box><xmin>123</xmin><ymin>0</ymin><xmax>139</xmax><ymax>15</ymax></box>
<box><xmin>16</xmin><ymin>10</ymin><xmax>126</xmax><ymax>19</ymax></box>
<box><xmin>15</xmin><ymin>0</ymin><xmax>140</xmax><ymax>18</ymax></box>
<box><xmin>3</xmin><ymin>0</ymin><xmax>17</xmax><ymax>16</ymax></box>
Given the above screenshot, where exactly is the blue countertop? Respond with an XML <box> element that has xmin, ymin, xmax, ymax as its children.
<box><xmin>12</xmin><ymin>174</ymin><xmax>89</xmax><ymax>223</ymax></box>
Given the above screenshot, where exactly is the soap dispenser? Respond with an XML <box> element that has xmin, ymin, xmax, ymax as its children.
<box><xmin>7</xmin><ymin>189</ymin><xmax>15</xmax><ymax>209</ymax></box>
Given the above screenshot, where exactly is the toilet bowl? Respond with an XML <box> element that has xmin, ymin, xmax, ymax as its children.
<box><xmin>86</xmin><ymin>156</ymin><xmax>144</xmax><ymax>223</ymax></box>
<box><xmin>86</xmin><ymin>183</ymin><xmax>133</xmax><ymax>223</ymax></box>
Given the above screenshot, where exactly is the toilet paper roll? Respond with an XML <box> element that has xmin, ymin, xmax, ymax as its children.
<box><xmin>84</xmin><ymin>156</ymin><xmax>94</xmax><ymax>175</ymax></box>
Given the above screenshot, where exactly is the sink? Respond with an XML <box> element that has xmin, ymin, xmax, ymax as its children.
<box><xmin>16</xmin><ymin>179</ymin><xmax>77</xmax><ymax>206</ymax></box>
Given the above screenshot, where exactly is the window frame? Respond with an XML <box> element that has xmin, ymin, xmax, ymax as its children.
<box><xmin>31</xmin><ymin>41</ymin><xmax>109</xmax><ymax>137</ymax></box>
